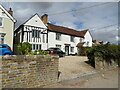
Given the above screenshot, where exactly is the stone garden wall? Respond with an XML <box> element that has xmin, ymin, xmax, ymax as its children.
<box><xmin>95</xmin><ymin>57</ymin><xmax>118</xmax><ymax>70</ymax></box>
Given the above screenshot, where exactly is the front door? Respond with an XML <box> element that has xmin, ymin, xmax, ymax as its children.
<box><xmin>65</xmin><ymin>46</ymin><xmax>69</xmax><ymax>55</ymax></box>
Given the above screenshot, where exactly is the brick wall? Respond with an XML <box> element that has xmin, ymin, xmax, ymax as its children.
<box><xmin>1</xmin><ymin>55</ymin><xmax>59</xmax><ymax>88</ymax></box>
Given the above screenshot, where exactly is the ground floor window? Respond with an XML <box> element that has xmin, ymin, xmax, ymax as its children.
<box><xmin>0</xmin><ymin>33</ymin><xmax>5</xmax><ymax>44</ymax></box>
<box><xmin>32</xmin><ymin>44</ymin><xmax>41</xmax><ymax>50</ymax></box>
<box><xmin>56</xmin><ymin>44</ymin><xmax>61</xmax><ymax>49</ymax></box>
<box><xmin>71</xmin><ymin>47</ymin><xmax>74</xmax><ymax>52</ymax></box>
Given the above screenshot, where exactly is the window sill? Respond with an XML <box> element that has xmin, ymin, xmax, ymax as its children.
<box><xmin>56</xmin><ymin>39</ymin><xmax>61</xmax><ymax>41</ymax></box>
<box><xmin>0</xmin><ymin>26</ymin><xmax>3</xmax><ymax>28</ymax></box>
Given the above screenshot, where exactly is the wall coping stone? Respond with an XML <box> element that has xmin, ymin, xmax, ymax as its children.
<box><xmin>1</xmin><ymin>55</ymin><xmax>59</xmax><ymax>61</ymax></box>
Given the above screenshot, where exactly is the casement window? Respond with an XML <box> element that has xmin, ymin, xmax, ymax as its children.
<box><xmin>56</xmin><ymin>44</ymin><xmax>61</xmax><ymax>49</ymax></box>
<box><xmin>43</xmin><ymin>34</ymin><xmax>45</xmax><ymax>43</ymax></box>
<box><xmin>70</xmin><ymin>36</ymin><xmax>74</xmax><ymax>42</ymax></box>
<box><xmin>71</xmin><ymin>47</ymin><xmax>74</xmax><ymax>52</ymax></box>
<box><xmin>80</xmin><ymin>38</ymin><xmax>83</xmax><ymax>42</ymax></box>
<box><xmin>32</xmin><ymin>44</ymin><xmax>41</xmax><ymax>50</ymax></box>
<box><xmin>32</xmin><ymin>29</ymin><xmax>40</xmax><ymax>38</ymax></box>
<box><xmin>0</xmin><ymin>17</ymin><xmax>3</xmax><ymax>26</ymax></box>
<box><xmin>86</xmin><ymin>41</ymin><xmax>89</xmax><ymax>46</ymax></box>
<box><xmin>56</xmin><ymin>33</ymin><xmax>61</xmax><ymax>40</ymax></box>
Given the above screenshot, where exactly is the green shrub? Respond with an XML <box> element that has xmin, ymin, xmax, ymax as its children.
<box><xmin>17</xmin><ymin>42</ymin><xmax>32</xmax><ymax>55</ymax></box>
<box><xmin>87</xmin><ymin>44</ymin><xmax>119</xmax><ymax>67</ymax></box>
<box><xmin>28</xmin><ymin>50</ymin><xmax>49</xmax><ymax>55</ymax></box>
<box><xmin>77</xmin><ymin>46</ymin><xmax>91</xmax><ymax>56</ymax></box>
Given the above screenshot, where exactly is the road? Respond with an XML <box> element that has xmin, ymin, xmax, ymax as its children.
<box><xmin>44</xmin><ymin>67</ymin><xmax>118</xmax><ymax>88</ymax></box>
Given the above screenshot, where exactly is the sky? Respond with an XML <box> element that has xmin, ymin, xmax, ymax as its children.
<box><xmin>0</xmin><ymin>1</ymin><xmax>118</xmax><ymax>44</ymax></box>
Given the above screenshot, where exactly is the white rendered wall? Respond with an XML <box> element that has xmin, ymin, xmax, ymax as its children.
<box><xmin>48</xmin><ymin>31</ymin><xmax>82</xmax><ymax>54</ymax></box>
<box><xmin>24</xmin><ymin>14</ymin><xmax>47</xmax><ymax>29</ymax></box>
<box><xmin>83</xmin><ymin>31</ymin><xmax>92</xmax><ymax>47</ymax></box>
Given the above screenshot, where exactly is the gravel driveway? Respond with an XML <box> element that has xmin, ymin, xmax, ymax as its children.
<box><xmin>58</xmin><ymin>56</ymin><xmax>97</xmax><ymax>81</ymax></box>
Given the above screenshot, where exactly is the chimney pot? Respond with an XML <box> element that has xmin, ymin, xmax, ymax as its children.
<box><xmin>8</xmin><ymin>8</ymin><xmax>13</xmax><ymax>16</ymax></box>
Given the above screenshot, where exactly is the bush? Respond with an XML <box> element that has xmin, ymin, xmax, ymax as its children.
<box><xmin>87</xmin><ymin>44</ymin><xmax>119</xmax><ymax>67</ymax></box>
<box><xmin>17</xmin><ymin>42</ymin><xmax>32</xmax><ymax>55</ymax></box>
<box><xmin>28</xmin><ymin>50</ymin><xmax>49</xmax><ymax>55</ymax></box>
<box><xmin>77</xmin><ymin>46</ymin><xmax>91</xmax><ymax>56</ymax></box>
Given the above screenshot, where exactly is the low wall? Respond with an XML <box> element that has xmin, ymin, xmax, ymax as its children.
<box><xmin>1</xmin><ymin>55</ymin><xmax>59</xmax><ymax>88</ymax></box>
<box><xmin>95</xmin><ymin>57</ymin><xmax>118</xmax><ymax>70</ymax></box>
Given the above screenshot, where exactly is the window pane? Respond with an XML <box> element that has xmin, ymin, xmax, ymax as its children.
<box><xmin>32</xmin><ymin>44</ymin><xmax>35</xmax><ymax>50</ymax></box>
<box><xmin>39</xmin><ymin>45</ymin><xmax>41</xmax><ymax>50</ymax></box>
<box><xmin>36</xmin><ymin>44</ymin><xmax>38</xmax><ymax>50</ymax></box>
<box><xmin>71</xmin><ymin>47</ymin><xmax>74</xmax><ymax>52</ymax></box>
<box><xmin>71</xmin><ymin>36</ymin><xmax>74</xmax><ymax>42</ymax></box>
<box><xmin>56</xmin><ymin>33</ymin><xmax>61</xmax><ymax>40</ymax></box>
<box><xmin>0</xmin><ymin>17</ymin><xmax>2</xmax><ymax>26</ymax></box>
<box><xmin>32</xmin><ymin>30</ymin><xmax>34</xmax><ymax>37</ymax></box>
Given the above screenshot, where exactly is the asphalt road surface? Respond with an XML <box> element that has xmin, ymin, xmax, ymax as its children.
<box><xmin>44</xmin><ymin>68</ymin><xmax>118</xmax><ymax>88</ymax></box>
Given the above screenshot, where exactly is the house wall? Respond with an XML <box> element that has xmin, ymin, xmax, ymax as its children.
<box><xmin>48</xmin><ymin>31</ymin><xmax>83</xmax><ymax>54</ymax></box>
<box><xmin>83</xmin><ymin>31</ymin><xmax>92</xmax><ymax>47</ymax></box>
<box><xmin>22</xmin><ymin>25</ymin><xmax>48</xmax><ymax>50</ymax></box>
<box><xmin>24</xmin><ymin>14</ymin><xmax>47</xmax><ymax>29</ymax></box>
<box><xmin>0</xmin><ymin>9</ymin><xmax>14</xmax><ymax>50</ymax></box>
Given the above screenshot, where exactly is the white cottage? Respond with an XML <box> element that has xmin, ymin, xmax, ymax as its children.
<box><xmin>14</xmin><ymin>13</ymin><xmax>92</xmax><ymax>55</ymax></box>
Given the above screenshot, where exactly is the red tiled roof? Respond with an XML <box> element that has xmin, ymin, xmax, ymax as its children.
<box><xmin>47</xmin><ymin>23</ymin><xmax>88</xmax><ymax>37</ymax></box>
<box><xmin>76</xmin><ymin>42</ymin><xmax>85</xmax><ymax>47</ymax></box>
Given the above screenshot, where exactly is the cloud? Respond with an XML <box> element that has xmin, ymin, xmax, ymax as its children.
<box><xmin>1</xmin><ymin>2</ymin><xmax>118</xmax><ymax>44</ymax></box>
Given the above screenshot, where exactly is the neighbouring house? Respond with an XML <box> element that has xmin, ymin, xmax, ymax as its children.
<box><xmin>92</xmin><ymin>39</ymin><xmax>103</xmax><ymax>46</ymax></box>
<box><xmin>0</xmin><ymin>5</ymin><xmax>16</xmax><ymax>50</ymax></box>
<box><xmin>14</xmin><ymin>13</ymin><xmax>92</xmax><ymax>55</ymax></box>
<box><xmin>14</xmin><ymin>14</ymin><xmax>48</xmax><ymax>54</ymax></box>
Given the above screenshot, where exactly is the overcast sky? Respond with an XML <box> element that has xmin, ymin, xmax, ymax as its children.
<box><xmin>1</xmin><ymin>1</ymin><xmax>118</xmax><ymax>44</ymax></box>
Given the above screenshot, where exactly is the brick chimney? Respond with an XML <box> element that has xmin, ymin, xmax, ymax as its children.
<box><xmin>41</xmin><ymin>14</ymin><xmax>48</xmax><ymax>24</ymax></box>
<box><xmin>8</xmin><ymin>8</ymin><xmax>13</xmax><ymax>16</ymax></box>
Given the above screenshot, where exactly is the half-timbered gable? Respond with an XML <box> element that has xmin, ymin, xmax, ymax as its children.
<box><xmin>14</xmin><ymin>14</ymin><xmax>48</xmax><ymax>52</ymax></box>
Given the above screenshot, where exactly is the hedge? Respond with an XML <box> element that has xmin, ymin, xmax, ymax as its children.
<box><xmin>77</xmin><ymin>46</ymin><xmax>91</xmax><ymax>56</ymax></box>
<box><xmin>87</xmin><ymin>44</ymin><xmax>120</xmax><ymax>67</ymax></box>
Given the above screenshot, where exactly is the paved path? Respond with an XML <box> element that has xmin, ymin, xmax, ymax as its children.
<box><xmin>44</xmin><ymin>68</ymin><xmax>118</xmax><ymax>88</ymax></box>
<box><xmin>58</xmin><ymin>56</ymin><xmax>97</xmax><ymax>81</ymax></box>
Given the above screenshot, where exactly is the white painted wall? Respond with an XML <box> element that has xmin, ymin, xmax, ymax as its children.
<box><xmin>83</xmin><ymin>31</ymin><xmax>93</xmax><ymax>47</ymax></box>
<box><xmin>48</xmin><ymin>31</ymin><xmax>83</xmax><ymax>54</ymax></box>
<box><xmin>24</xmin><ymin>14</ymin><xmax>47</xmax><ymax>29</ymax></box>
<box><xmin>0</xmin><ymin>8</ymin><xmax>15</xmax><ymax>50</ymax></box>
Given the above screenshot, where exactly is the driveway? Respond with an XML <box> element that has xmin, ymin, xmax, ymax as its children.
<box><xmin>58</xmin><ymin>56</ymin><xmax>97</xmax><ymax>81</ymax></box>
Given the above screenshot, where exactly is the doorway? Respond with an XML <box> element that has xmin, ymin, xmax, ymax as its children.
<box><xmin>65</xmin><ymin>46</ymin><xmax>69</xmax><ymax>55</ymax></box>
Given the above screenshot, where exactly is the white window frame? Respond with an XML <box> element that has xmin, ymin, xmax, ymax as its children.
<box><xmin>71</xmin><ymin>47</ymin><xmax>74</xmax><ymax>52</ymax></box>
<box><xmin>70</xmin><ymin>36</ymin><xmax>74</xmax><ymax>42</ymax></box>
<box><xmin>0</xmin><ymin>17</ymin><xmax>3</xmax><ymax>27</ymax></box>
<box><xmin>56</xmin><ymin>33</ymin><xmax>61</xmax><ymax>40</ymax></box>
<box><xmin>56</xmin><ymin>44</ymin><xmax>61</xmax><ymax>49</ymax></box>
<box><xmin>86</xmin><ymin>41</ymin><xmax>89</xmax><ymax>46</ymax></box>
<box><xmin>32</xmin><ymin>44</ymin><xmax>42</xmax><ymax>50</ymax></box>
<box><xmin>0</xmin><ymin>33</ymin><xmax>5</xmax><ymax>44</ymax></box>
<box><xmin>80</xmin><ymin>38</ymin><xmax>83</xmax><ymax>42</ymax></box>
